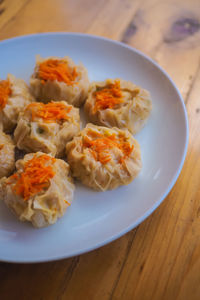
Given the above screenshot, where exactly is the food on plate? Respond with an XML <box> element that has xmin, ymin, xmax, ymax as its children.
<box><xmin>66</xmin><ymin>123</ymin><xmax>142</xmax><ymax>191</ymax></box>
<box><xmin>84</xmin><ymin>79</ymin><xmax>152</xmax><ymax>134</ymax></box>
<box><xmin>0</xmin><ymin>74</ymin><xmax>34</xmax><ymax>132</ymax></box>
<box><xmin>0</xmin><ymin>152</ymin><xmax>74</xmax><ymax>228</ymax></box>
<box><xmin>0</xmin><ymin>131</ymin><xmax>15</xmax><ymax>178</ymax></box>
<box><xmin>30</xmin><ymin>55</ymin><xmax>89</xmax><ymax>107</ymax></box>
<box><xmin>14</xmin><ymin>101</ymin><xmax>80</xmax><ymax>157</ymax></box>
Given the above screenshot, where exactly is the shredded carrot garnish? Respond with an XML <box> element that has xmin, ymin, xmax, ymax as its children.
<box><xmin>93</xmin><ymin>80</ymin><xmax>123</xmax><ymax>112</ymax></box>
<box><xmin>0</xmin><ymin>80</ymin><xmax>11</xmax><ymax>110</ymax></box>
<box><xmin>87</xmin><ymin>129</ymin><xmax>103</xmax><ymax>138</ymax></box>
<box><xmin>38</xmin><ymin>59</ymin><xmax>78</xmax><ymax>86</ymax></box>
<box><xmin>26</xmin><ymin>102</ymin><xmax>72</xmax><ymax>123</ymax></box>
<box><xmin>0</xmin><ymin>144</ymin><xmax>4</xmax><ymax>150</ymax></box>
<box><xmin>83</xmin><ymin>130</ymin><xmax>133</xmax><ymax>164</ymax></box>
<box><xmin>9</xmin><ymin>173</ymin><xmax>18</xmax><ymax>180</ymax></box>
<box><xmin>8</xmin><ymin>154</ymin><xmax>56</xmax><ymax>201</ymax></box>
<box><xmin>64</xmin><ymin>199</ymin><xmax>71</xmax><ymax>206</ymax></box>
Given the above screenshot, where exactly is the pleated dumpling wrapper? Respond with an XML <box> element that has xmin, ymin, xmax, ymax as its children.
<box><xmin>30</xmin><ymin>55</ymin><xmax>89</xmax><ymax>107</ymax></box>
<box><xmin>0</xmin><ymin>74</ymin><xmax>34</xmax><ymax>132</ymax></box>
<box><xmin>0</xmin><ymin>152</ymin><xmax>75</xmax><ymax>228</ymax></box>
<box><xmin>66</xmin><ymin>124</ymin><xmax>142</xmax><ymax>191</ymax></box>
<box><xmin>14</xmin><ymin>101</ymin><xmax>80</xmax><ymax>157</ymax></box>
<box><xmin>84</xmin><ymin>79</ymin><xmax>152</xmax><ymax>134</ymax></box>
<box><xmin>0</xmin><ymin>131</ymin><xmax>15</xmax><ymax>178</ymax></box>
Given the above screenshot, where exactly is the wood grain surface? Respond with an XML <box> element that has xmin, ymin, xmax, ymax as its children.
<box><xmin>0</xmin><ymin>0</ymin><xmax>200</xmax><ymax>299</ymax></box>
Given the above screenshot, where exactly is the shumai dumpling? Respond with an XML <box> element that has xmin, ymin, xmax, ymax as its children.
<box><xmin>30</xmin><ymin>55</ymin><xmax>89</xmax><ymax>107</ymax></box>
<box><xmin>0</xmin><ymin>74</ymin><xmax>34</xmax><ymax>132</ymax></box>
<box><xmin>0</xmin><ymin>131</ymin><xmax>15</xmax><ymax>178</ymax></box>
<box><xmin>14</xmin><ymin>101</ymin><xmax>80</xmax><ymax>157</ymax></box>
<box><xmin>66</xmin><ymin>124</ymin><xmax>142</xmax><ymax>191</ymax></box>
<box><xmin>0</xmin><ymin>152</ymin><xmax>74</xmax><ymax>228</ymax></box>
<box><xmin>84</xmin><ymin>79</ymin><xmax>152</xmax><ymax>134</ymax></box>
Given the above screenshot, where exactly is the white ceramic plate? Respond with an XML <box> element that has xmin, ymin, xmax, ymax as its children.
<box><xmin>0</xmin><ymin>33</ymin><xmax>188</xmax><ymax>263</ymax></box>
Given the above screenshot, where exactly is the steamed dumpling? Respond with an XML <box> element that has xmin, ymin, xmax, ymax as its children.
<box><xmin>30</xmin><ymin>55</ymin><xmax>89</xmax><ymax>107</ymax></box>
<box><xmin>0</xmin><ymin>74</ymin><xmax>34</xmax><ymax>132</ymax></box>
<box><xmin>14</xmin><ymin>101</ymin><xmax>80</xmax><ymax>157</ymax></box>
<box><xmin>66</xmin><ymin>123</ymin><xmax>142</xmax><ymax>191</ymax></box>
<box><xmin>0</xmin><ymin>152</ymin><xmax>74</xmax><ymax>228</ymax></box>
<box><xmin>84</xmin><ymin>79</ymin><xmax>152</xmax><ymax>134</ymax></box>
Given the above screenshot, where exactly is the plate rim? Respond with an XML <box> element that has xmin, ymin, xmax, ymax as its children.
<box><xmin>0</xmin><ymin>32</ymin><xmax>189</xmax><ymax>263</ymax></box>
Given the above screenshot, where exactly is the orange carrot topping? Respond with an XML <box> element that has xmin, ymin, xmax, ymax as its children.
<box><xmin>8</xmin><ymin>154</ymin><xmax>56</xmax><ymax>201</ymax></box>
<box><xmin>87</xmin><ymin>129</ymin><xmax>103</xmax><ymax>138</ymax></box>
<box><xmin>64</xmin><ymin>199</ymin><xmax>71</xmax><ymax>206</ymax></box>
<box><xmin>83</xmin><ymin>130</ymin><xmax>133</xmax><ymax>164</ymax></box>
<box><xmin>0</xmin><ymin>144</ymin><xmax>4</xmax><ymax>150</ymax></box>
<box><xmin>0</xmin><ymin>80</ymin><xmax>11</xmax><ymax>110</ymax></box>
<box><xmin>38</xmin><ymin>59</ymin><xmax>78</xmax><ymax>86</ymax></box>
<box><xmin>9</xmin><ymin>173</ymin><xmax>18</xmax><ymax>180</ymax></box>
<box><xmin>93</xmin><ymin>80</ymin><xmax>123</xmax><ymax>112</ymax></box>
<box><xmin>26</xmin><ymin>102</ymin><xmax>72</xmax><ymax>123</ymax></box>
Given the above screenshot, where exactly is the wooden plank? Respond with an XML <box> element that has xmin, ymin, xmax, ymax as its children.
<box><xmin>59</xmin><ymin>233</ymin><xmax>137</xmax><ymax>300</ymax></box>
<box><xmin>0</xmin><ymin>0</ymin><xmax>143</xmax><ymax>42</ymax></box>
<box><xmin>119</xmin><ymin>0</ymin><xmax>200</xmax><ymax>99</ymax></box>
<box><xmin>86</xmin><ymin>0</ymin><xmax>142</xmax><ymax>40</ymax></box>
<box><xmin>0</xmin><ymin>232</ymin><xmax>138</xmax><ymax>300</ymax></box>
<box><xmin>0</xmin><ymin>0</ymin><xmax>28</xmax><ymax>29</ymax></box>
<box><xmin>0</xmin><ymin>258</ymin><xmax>79</xmax><ymax>299</ymax></box>
<box><xmin>0</xmin><ymin>0</ymin><xmax>108</xmax><ymax>40</ymax></box>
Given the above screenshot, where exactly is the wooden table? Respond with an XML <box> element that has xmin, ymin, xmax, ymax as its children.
<box><xmin>0</xmin><ymin>0</ymin><xmax>200</xmax><ymax>299</ymax></box>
